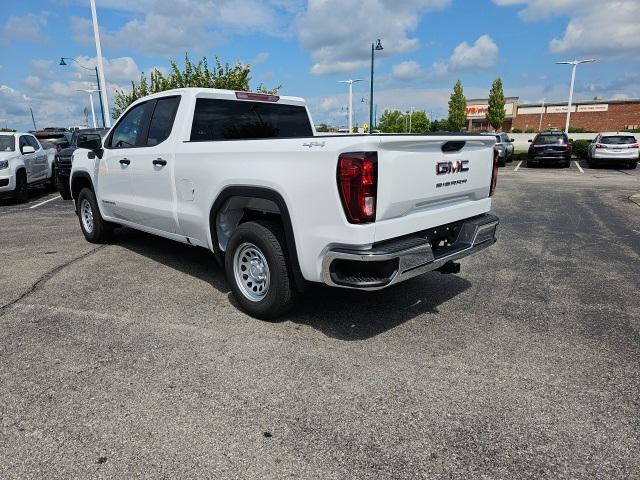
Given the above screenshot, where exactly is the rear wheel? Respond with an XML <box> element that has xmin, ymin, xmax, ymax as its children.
<box><xmin>629</xmin><ymin>160</ymin><xmax>637</xmax><ymax>170</ymax></box>
<box><xmin>12</xmin><ymin>170</ymin><xmax>28</xmax><ymax>203</ymax></box>
<box><xmin>47</xmin><ymin>168</ymin><xmax>58</xmax><ymax>192</ymax></box>
<box><xmin>225</xmin><ymin>220</ymin><xmax>297</xmax><ymax>320</ymax></box>
<box><xmin>77</xmin><ymin>188</ymin><xmax>114</xmax><ymax>243</ymax></box>
<box><xmin>527</xmin><ymin>159</ymin><xmax>536</xmax><ymax>168</ymax></box>
<box><xmin>562</xmin><ymin>161</ymin><xmax>571</xmax><ymax>168</ymax></box>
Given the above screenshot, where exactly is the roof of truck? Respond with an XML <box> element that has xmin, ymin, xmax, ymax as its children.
<box><xmin>138</xmin><ymin>87</ymin><xmax>306</xmax><ymax>107</ymax></box>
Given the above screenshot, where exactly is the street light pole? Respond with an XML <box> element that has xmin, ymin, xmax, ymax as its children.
<box><xmin>369</xmin><ymin>39</ymin><xmax>383</xmax><ymax>132</ymax></box>
<box><xmin>555</xmin><ymin>59</ymin><xmax>596</xmax><ymax>133</ymax></box>
<box><xmin>60</xmin><ymin>57</ymin><xmax>106</xmax><ymax>128</ymax></box>
<box><xmin>77</xmin><ymin>89</ymin><xmax>99</xmax><ymax>128</ymax></box>
<box><xmin>90</xmin><ymin>0</ymin><xmax>110</xmax><ymax>127</ymax></box>
<box><xmin>538</xmin><ymin>98</ymin><xmax>545</xmax><ymax>132</ymax></box>
<box><xmin>338</xmin><ymin>79</ymin><xmax>363</xmax><ymax>133</ymax></box>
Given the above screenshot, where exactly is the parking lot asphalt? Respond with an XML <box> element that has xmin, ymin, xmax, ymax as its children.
<box><xmin>1</xmin><ymin>163</ymin><xmax>639</xmax><ymax>479</ymax></box>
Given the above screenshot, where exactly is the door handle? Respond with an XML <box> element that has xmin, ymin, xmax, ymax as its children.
<box><xmin>119</xmin><ymin>158</ymin><xmax>130</xmax><ymax>165</ymax></box>
<box><xmin>153</xmin><ymin>158</ymin><xmax>167</xmax><ymax>166</ymax></box>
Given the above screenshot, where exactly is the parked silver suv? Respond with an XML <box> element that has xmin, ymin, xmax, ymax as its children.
<box><xmin>482</xmin><ymin>132</ymin><xmax>514</xmax><ymax>166</ymax></box>
<box><xmin>587</xmin><ymin>132</ymin><xmax>638</xmax><ymax>169</ymax></box>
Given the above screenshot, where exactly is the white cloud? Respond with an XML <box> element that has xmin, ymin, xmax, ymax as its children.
<box><xmin>23</xmin><ymin>76</ymin><xmax>41</xmax><ymax>88</ymax></box>
<box><xmin>391</xmin><ymin>35</ymin><xmax>499</xmax><ymax>82</ymax></box>
<box><xmin>83</xmin><ymin>0</ymin><xmax>301</xmax><ymax>55</ymax></box>
<box><xmin>493</xmin><ymin>0</ymin><xmax>640</xmax><ymax>58</ymax></box>
<box><xmin>449</xmin><ymin>35</ymin><xmax>499</xmax><ymax>70</ymax></box>
<box><xmin>298</xmin><ymin>0</ymin><xmax>451</xmax><ymax>75</ymax></box>
<box><xmin>252</xmin><ymin>52</ymin><xmax>270</xmax><ymax>65</ymax></box>
<box><xmin>1</xmin><ymin>13</ymin><xmax>48</xmax><ymax>44</ymax></box>
<box><xmin>392</xmin><ymin>61</ymin><xmax>423</xmax><ymax>81</ymax></box>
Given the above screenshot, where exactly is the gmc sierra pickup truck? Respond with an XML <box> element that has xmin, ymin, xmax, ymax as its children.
<box><xmin>70</xmin><ymin>88</ymin><xmax>499</xmax><ymax>318</ymax></box>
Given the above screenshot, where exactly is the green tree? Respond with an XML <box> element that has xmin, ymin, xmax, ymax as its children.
<box><xmin>316</xmin><ymin>123</ymin><xmax>329</xmax><ymax>132</ymax></box>
<box><xmin>112</xmin><ymin>53</ymin><xmax>281</xmax><ymax>119</ymax></box>
<box><xmin>378</xmin><ymin>109</ymin><xmax>405</xmax><ymax>133</ymax></box>
<box><xmin>409</xmin><ymin>110</ymin><xmax>429</xmax><ymax>133</ymax></box>
<box><xmin>487</xmin><ymin>77</ymin><xmax>506</xmax><ymax>131</ymax></box>
<box><xmin>448</xmin><ymin>80</ymin><xmax>467</xmax><ymax>132</ymax></box>
<box><xmin>378</xmin><ymin>109</ymin><xmax>430</xmax><ymax>133</ymax></box>
<box><xmin>429</xmin><ymin>118</ymin><xmax>450</xmax><ymax>132</ymax></box>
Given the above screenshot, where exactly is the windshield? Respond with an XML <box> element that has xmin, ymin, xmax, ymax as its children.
<box><xmin>0</xmin><ymin>135</ymin><xmax>15</xmax><ymax>152</ymax></box>
<box><xmin>601</xmin><ymin>136</ymin><xmax>636</xmax><ymax>145</ymax></box>
<box><xmin>535</xmin><ymin>134</ymin><xmax>568</xmax><ymax>145</ymax></box>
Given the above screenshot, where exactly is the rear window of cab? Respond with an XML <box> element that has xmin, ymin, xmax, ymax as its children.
<box><xmin>190</xmin><ymin>98</ymin><xmax>313</xmax><ymax>141</ymax></box>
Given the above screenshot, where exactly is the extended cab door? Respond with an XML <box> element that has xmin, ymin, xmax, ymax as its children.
<box><xmin>98</xmin><ymin>101</ymin><xmax>148</xmax><ymax>222</ymax></box>
<box><xmin>123</xmin><ymin>96</ymin><xmax>181</xmax><ymax>234</ymax></box>
<box><xmin>27</xmin><ymin>135</ymin><xmax>49</xmax><ymax>180</ymax></box>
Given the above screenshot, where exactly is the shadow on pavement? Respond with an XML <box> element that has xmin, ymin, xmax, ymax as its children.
<box><xmin>112</xmin><ymin>227</ymin><xmax>471</xmax><ymax>340</ymax></box>
<box><xmin>0</xmin><ymin>184</ymin><xmax>55</xmax><ymax>207</ymax></box>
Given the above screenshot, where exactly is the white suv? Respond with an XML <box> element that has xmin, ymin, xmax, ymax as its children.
<box><xmin>587</xmin><ymin>132</ymin><xmax>638</xmax><ymax>169</ymax></box>
<box><xmin>0</xmin><ymin>132</ymin><xmax>56</xmax><ymax>202</ymax></box>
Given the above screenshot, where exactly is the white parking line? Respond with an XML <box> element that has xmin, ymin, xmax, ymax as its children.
<box><xmin>29</xmin><ymin>195</ymin><xmax>61</xmax><ymax>209</ymax></box>
<box><xmin>514</xmin><ymin>161</ymin><xmax>522</xmax><ymax>172</ymax></box>
<box><xmin>574</xmin><ymin>161</ymin><xmax>584</xmax><ymax>174</ymax></box>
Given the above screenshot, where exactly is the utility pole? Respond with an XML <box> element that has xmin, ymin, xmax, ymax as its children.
<box><xmin>538</xmin><ymin>99</ymin><xmax>545</xmax><ymax>132</ymax></box>
<box><xmin>555</xmin><ymin>59</ymin><xmax>596</xmax><ymax>133</ymax></box>
<box><xmin>90</xmin><ymin>0</ymin><xmax>111</xmax><ymax>127</ymax></box>
<box><xmin>338</xmin><ymin>79</ymin><xmax>363</xmax><ymax>133</ymax></box>
<box><xmin>29</xmin><ymin>108</ymin><xmax>37</xmax><ymax>130</ymax></box>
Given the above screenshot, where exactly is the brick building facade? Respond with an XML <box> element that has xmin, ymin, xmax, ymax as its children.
<box><xmin>465</xmin><ymin>98</ymin><xmax>640</xmax><ymax>132</ymax></box>
<box><xmin>512</xmin><ymin>100</ymin><xmax>640</xmax><ymax>132</ymax></box>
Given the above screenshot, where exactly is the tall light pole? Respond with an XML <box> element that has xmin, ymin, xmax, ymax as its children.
<box><xmin>555</xmin><ymin>59</ymin><xmax>596</xmax><ymax>133</ymax></box>
<box><xmin>90</xmin><ymin>0</ymin><xmax>110</xmax><ymax>127</ymax></box>
<box><xmin>60</xmin><ymin>57</ymin><xmax>105</xmax><ymax>128</ymax></box>
<box><xmin>369</xmin><ymin>39</ymin><xmax>383</xmax><ymax>132</ymax></box>
<box><xmin>338</xmin><ymin>79</ymin><xmax>363</xmax><ymax>133</ymax></box>
<box><xmin>77</xmin><ymin>89</ymin><xmax>99</xmax><ymax>128</ymax></box>
<box><xmin>538</xmin><ymin>98</ymin><xmax>545</xmax><ymax>132</ymax></box>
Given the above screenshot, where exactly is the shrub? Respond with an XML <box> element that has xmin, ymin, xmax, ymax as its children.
<box><xmin>572</xmin><ymin>139</ymin><xmax>591</xmax><ymax>159</ymax></box>
<box><xmin>525</xmin><ymin>128</ymin><xmax>536</xmax><ymax>133</ymax></box>
<box><xmin>511</xmin><ymin>128</ymin><xmax>523</xmax><ymax>133</ymax></box>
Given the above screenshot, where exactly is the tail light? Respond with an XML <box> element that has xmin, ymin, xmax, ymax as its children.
<box><xmin>595</xmin><ymin>143</ymin><xmax>607</xmax><ymax>149</ymax></box>
<box><xmin>337</xmin><ymin>152</ymin><xmax>377</xmax><ymax>223</ymax></box>
<box><xmin>489</xmin><ymin>146</ymin><xmax>499</xmax><ymax>197</ymax></box>
<box><xmin>629</xmin><ymin>143</ymin><xmax>639</xmax><ymax>148</ymax></box>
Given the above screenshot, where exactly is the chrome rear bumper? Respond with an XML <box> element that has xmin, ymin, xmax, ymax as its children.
<box><xmin>321</xmin><ymin>214</ymin><xmax>499</xmax><ymax>290</ymax></box>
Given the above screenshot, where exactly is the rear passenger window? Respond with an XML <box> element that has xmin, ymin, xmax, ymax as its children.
<box><xmin>146</xmin><ymin>96</ymin><xmax>180</xmax><ymax>146</ymax></box>
<box><xmin>109</xmin><ymin>102</ymin><xmax>147</xmax><ymax>149</ymax></box>
<box><xmin>190</xmin><ymin>98</ymin><xmax>313</xmax><ymax>141</ymax></box>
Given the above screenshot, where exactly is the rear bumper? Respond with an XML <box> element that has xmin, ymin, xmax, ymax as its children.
<box><xmin>592</xmin><ymin>153</ymin><xmax>638</xmax><ymax>161</ymax></box>
<box><xmin>321</xmin><ymin>214</ymin><xmax>498</xmax><ymax>290</ymax></box>
<box><xmin>529</xmin><ymin>154</ymin><xmax>571</xmax><ymax>162</ymax></box>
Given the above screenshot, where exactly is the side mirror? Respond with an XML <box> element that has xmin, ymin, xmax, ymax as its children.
<box><xmin>87</xmin><ymin>148</ymin><xmax>104</xmax><ymax>160</ymax></box>
<box><xmin>77</xmin><ymin>136</ymin><xmax>102</xmax><ymax>151</ymax></box>
<box><xmin>21</xmin><ymin>145</ymin><xmax>35</xmax><ymax>154</ymax></box>
<box><xmin>569</xmin><ymin>138</ymin><xmax>574</xmax><ymax>143</ymax></box>
<box><xmin>509</xmin><ymin>138</ymin><xmax>514</xmax><ymax>143</ymax></box>
<box><xmin>528</xmin><ymin>139</ymin><xmax>532</xmax><ymax>142</ymax></box>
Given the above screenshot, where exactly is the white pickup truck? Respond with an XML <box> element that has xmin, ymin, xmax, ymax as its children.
<box><xmin>70</xmin><ymin>88</ymin><xmax>499</xmax><ymax>318</ymax></box>
<box><xmin>0</xmin><ymin>132</ymin><xmax>56</xmax><ymax>202</ymax></box>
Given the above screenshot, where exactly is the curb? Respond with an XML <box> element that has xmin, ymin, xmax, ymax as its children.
<box><xmin>630</xmin><ymin>194</ymin><xmax>640</xmax><ymax>207</ymax></box>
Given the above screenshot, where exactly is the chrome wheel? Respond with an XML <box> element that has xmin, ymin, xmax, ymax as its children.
<box><xmin>80</xmin><ymin>198</ymin><xmax>94</xmax><ymax>234</ymax></box>
<box><xmin>233</xmin><ymin>242</ymin><xmax>270</xmax><ymax>302</ymax></box>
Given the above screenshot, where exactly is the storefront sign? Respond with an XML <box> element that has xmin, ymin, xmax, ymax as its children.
<box><xmin>518</xmin><ymin>107</ymin><xmax>544</xmax><ymax>115</ymax></box>
<box><xmin>465</xmin><ymin>103</ymin><xmax>514</xmax><ymax>118</ymax></box>
<box><xmin>577</xmin><ymin>104</ymin><xmax>608</xmax><ymax>112</ymax></box>
<box><xmin>546</xmin><ymin>105</ymin><xmax>576</xmax><ymax>114</ymax></box>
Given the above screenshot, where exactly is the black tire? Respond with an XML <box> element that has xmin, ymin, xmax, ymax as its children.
<box><xmin>47</xmin><ymin>168</ymin><xmax>58</xmax><ymax>192</ymax></box>
<box><xmin>562</xmin><ymin>161</ymin><xmax>571</xmax><ymax>168</ymax></box>
<box><xmin>498</xmin><ymin>158</ymin><xmax>506</xmax><ymax>167</ymax></box>
<box><xmin>77</xmin><ymin>187</ymin><xmax>114</xmax><ymax>243</ymax></box>
<box><xmin>629</xmin><ymin>160</ymin><xmax>637</xmax><ymax>170</ymax></box>
<box><xmin>225</xmin><ymin>220</ymin><xmax>297</xmax><ymax>320</ymax></box>
<box><xmin>57</xmin><ymin>173</ymin><xmax>72</xmax><ymax>200</ymax></box>
<box><xmin>12</xmin><ymin>169</ymin><xmax>28</xmax><ymax>203</ymax></box>
<box><xmin>527</xmin><ymin>160</ymin><xmax>536</xmax><ymax>168</ymax></box>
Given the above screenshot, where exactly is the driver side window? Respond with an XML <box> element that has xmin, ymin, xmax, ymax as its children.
<box><xmin>109</xmin><ymin>102</ymin><xmax>147</xmax><ymax>149</ymax></box>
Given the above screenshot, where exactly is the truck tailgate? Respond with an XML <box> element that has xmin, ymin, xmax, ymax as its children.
<box><xmin>374</xmin><ymin>136</ymin><xmax>496</xmax><ymax>242</ymax></box>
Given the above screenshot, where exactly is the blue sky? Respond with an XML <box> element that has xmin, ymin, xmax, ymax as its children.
<box><xmin>0</xmin><ymin>0</ymin><xmax>638</xmax><ymax>130</ymax></box>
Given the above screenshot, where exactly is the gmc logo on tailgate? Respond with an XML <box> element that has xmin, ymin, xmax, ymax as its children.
<box><xmin>436</xmin><ymin>160</ymin><xmax>469</xmax><ymax>175</ymax></box>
